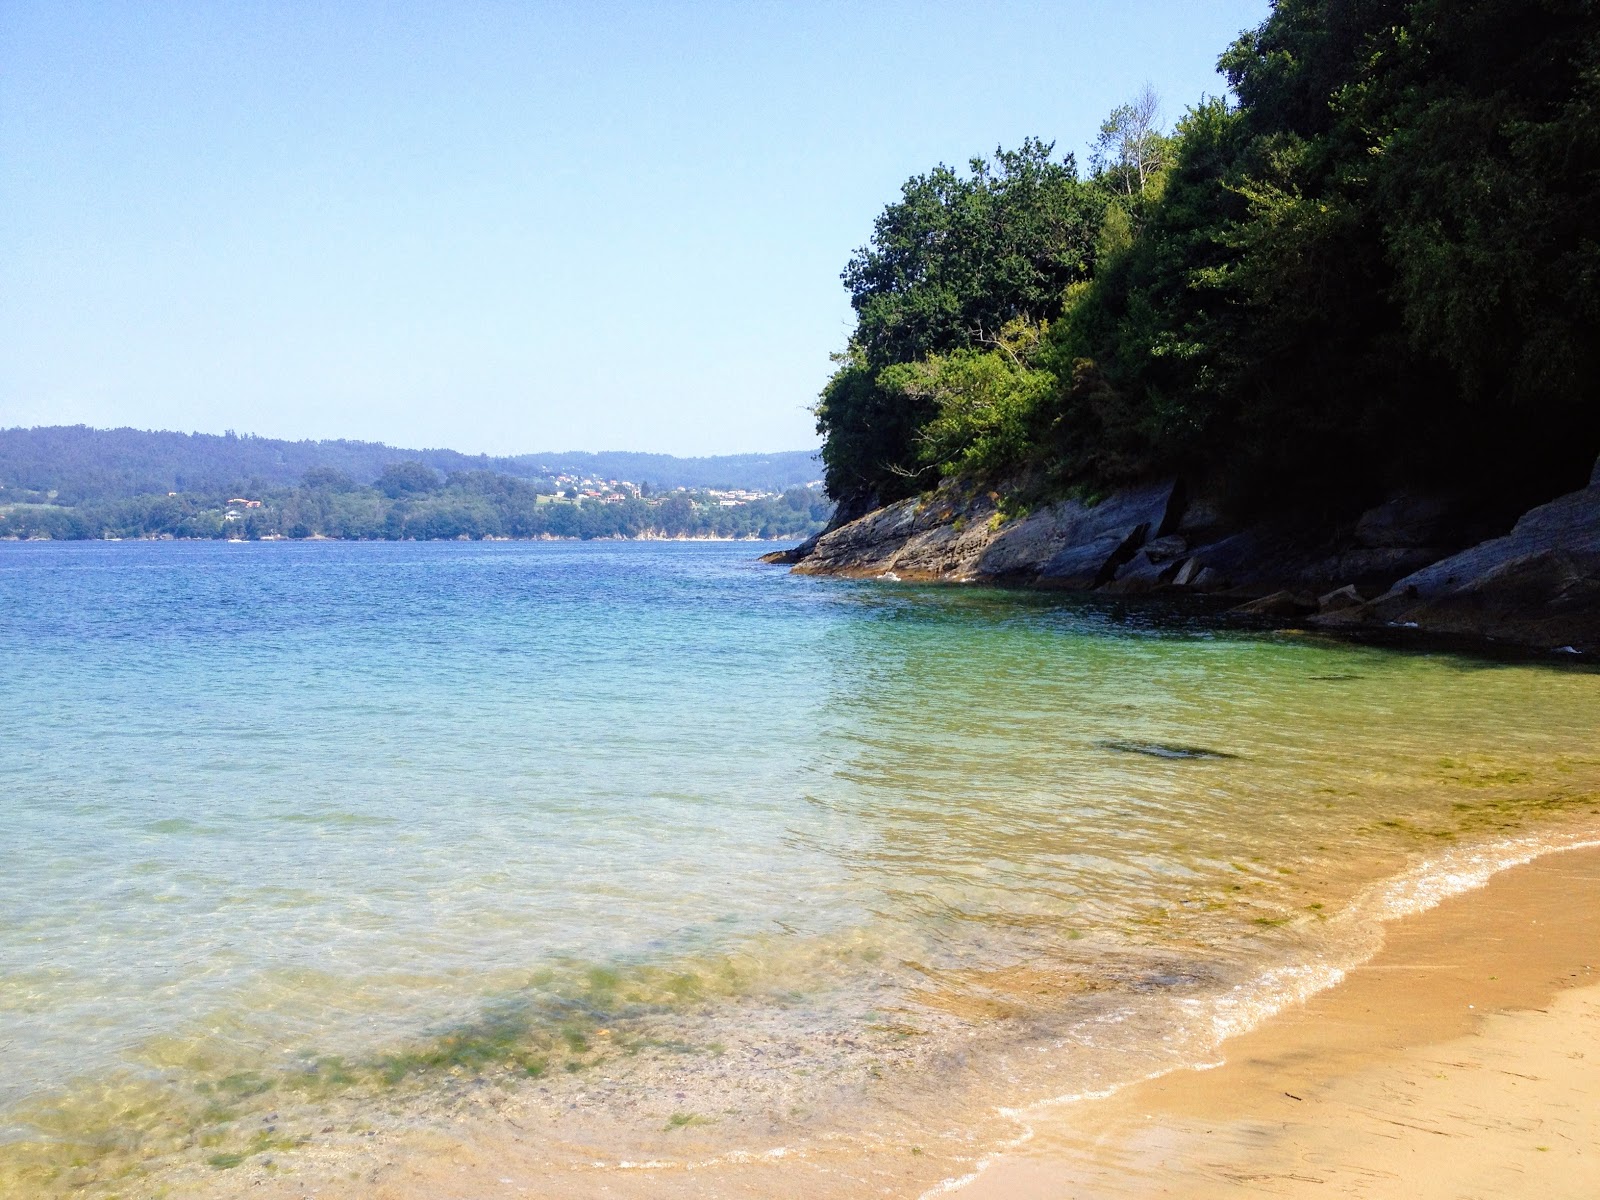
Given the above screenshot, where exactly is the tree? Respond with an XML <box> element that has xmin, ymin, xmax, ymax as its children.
<box><xmin>376</xmin><ymin>461</ymin><xmax>440</xmax><ymax>498</ymax></box>
<box><xmin>302</xmin><ymin>466</ymin><xmax>355</xmax><ymax>491</ymax></box>
<box><xmin>1045</xmin><ymin>0</ymin><xmax>1600</xmax><ymax>507</ymax></box>
<box><xmin>817</xmin><ymin>140</ymin><xmax>1106</xmax><ymax>504</ymax></box>
<box><xmin>1091</xmin><ymin>85</ymin><xmax>1170</xmax><ymax>197</ymax></box>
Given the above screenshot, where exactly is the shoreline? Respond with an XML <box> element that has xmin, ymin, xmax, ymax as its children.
<box><xmin>158</xmin><ymin>831</ymin><xmax>1600</xmax><ymax>1200</ymax></box>
<box><xmin>949</xmin><ymin>841</ymin><xmax>1600</xmax><ymax>1198</ymax></box>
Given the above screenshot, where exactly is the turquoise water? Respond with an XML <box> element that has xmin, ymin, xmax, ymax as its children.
<box><xmin>2</xmin><ymin>540</ymin><xmax>1598</xmax><ymax>1194</ymax></box>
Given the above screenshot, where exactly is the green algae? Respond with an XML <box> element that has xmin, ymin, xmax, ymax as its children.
<box><xmin>664</xmin><ymin>1111</ymin><xmax>713</xmax><ymax>1131</ymax></box>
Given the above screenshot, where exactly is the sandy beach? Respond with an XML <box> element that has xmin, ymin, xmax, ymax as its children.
<box><xmin>956</xmin><ymin>844</ymin><xmax>1600</xmax><ymax>1199</ymax></box>
<box><xmin>167</xmin><ymin>842</ymin><xmax>1599</xmax><ymax>1200</ymax></box>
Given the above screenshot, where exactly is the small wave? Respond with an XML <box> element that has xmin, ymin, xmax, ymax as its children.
<box><xmin>274</xmin><ymin>811</ymin><xmax>398</xmax><ymax>827</ymax></box>
<box><xmin>924</xmin><ymin>823</ymin><xmax>1600</xmax><ymax>1197</ymax></box>
<box><xmin>1359</xmin><ymin>829</ymin><xmax>1600</xmax><ymax>924</ymax></box>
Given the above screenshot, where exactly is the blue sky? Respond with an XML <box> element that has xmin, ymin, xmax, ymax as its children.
<box><xmin>1</xmin><ymin>1</ymin><xmax>1271</xmax><ymax>456</ymax></box>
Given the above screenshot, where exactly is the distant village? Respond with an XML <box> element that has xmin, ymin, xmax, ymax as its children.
<box><xmin>2</xmin><ymin>465</ymin><xmax>833</xmax><ymax>543</ymax></box>
<box><xmin>546</xmin><ymin>472</ymin><xmax>804</xmax><ymax>506</ymax></box>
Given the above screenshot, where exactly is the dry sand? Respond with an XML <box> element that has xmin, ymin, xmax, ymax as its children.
<box><xmin>955</xmin><ymin>844</ymin><xmax>1600</xmax><ymax>1199</ymax></box>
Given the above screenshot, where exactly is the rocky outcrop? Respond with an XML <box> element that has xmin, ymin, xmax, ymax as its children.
<box><xmin>773</xmin><ymin>462</ymin><xmax>1600</xmax><ymax>653</ymax></box>
<box><xmin>789</xmin><ymin>480</ymin><xmax>1183</xmax><ymax>584</ymax></box>
<box><xmin>1314</xmin><ymin>477</ymin><xmax>1600</xmax><ymax>651</ymax></box>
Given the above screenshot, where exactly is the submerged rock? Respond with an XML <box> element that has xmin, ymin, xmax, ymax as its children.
<box><xmin>1097</xmin><ymin>739</ymin><xmax>1239</xmax><ymax>761</ymax></box>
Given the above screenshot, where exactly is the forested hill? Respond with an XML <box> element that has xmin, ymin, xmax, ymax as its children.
<box><xmin>0</xmin><ymin>426</ymin><xmax>821</xmax><ymax>503</ymax></box>
<box><xmin>816</xmin><ymin>0</ymin><xmax>1600</xmax><ymax>523</ymax></box>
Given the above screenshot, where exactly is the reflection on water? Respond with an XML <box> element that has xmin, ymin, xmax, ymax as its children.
<box><xmin>1</xmin><ymin>541</ymin><xmax>1597</xmax><ymax>1194</ymax></box>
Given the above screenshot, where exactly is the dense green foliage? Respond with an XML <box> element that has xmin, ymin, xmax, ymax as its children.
<box><xmin>815</xmin><ymin>140</ymin><xmax>1106</xmax><ymax>503</ymax></box>
<box><xmin>0</xmin><ymin>426</ymin><xmax>822</xmax><ymax>503</ymax></box>
<box><xmin>819</xmin><ymin>0</ymin><xmax>1600</xmax><ymax>516</ymax></box>
<box><xmin>0</xmin><ymin>468</ymin><xmax>831</xmax><ymax>542</ymax></box>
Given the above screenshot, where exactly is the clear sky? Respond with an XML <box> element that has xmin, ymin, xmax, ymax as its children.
<box><xmin>1</xmin><ymin>1</ymin><xmax>1271</xmax><ymax>456</ymax></box>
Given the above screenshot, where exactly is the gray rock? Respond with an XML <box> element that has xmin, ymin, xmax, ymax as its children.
<box><xmin>791</xmin><ymin>496</ymin><xmax>922</xmax><ymax>576</ymax></box>
<box><xmin>1038</xmin><ymin>531</ymin><xmax>1141</xmax><ymax>588</ymax></box>
<box><xmin>1176</xmin><ymin>525</ymin><xmax>1326</xmax><ymax>591</ymax></box>
<box><xmin>1102</xmin><ymin>549</ymin><xmax>1184</xmax><ymax>594</ymax></box>
<box><xmin>1170</xmin><ymin>557</ymin><xmax>1203</xmax><ymax>587</ymax></box>
<box><xmin>1317</xmin><ymin>584</ymin><xmax>1366</xmax><ymax>612</ymax></box>
<box><xmin>1229</xmin><ymin>590</ymin><xmax>1318</xmax><ymax>617</ymax></box>
<box><xmin>1140</xmin><ymin>534</ymin><xmax>1189</xmax><ymax>563</ymax></box>
<box><xmin>1348</xmin><ymin>481</ymin><xmax>1600</xmax><ymax>650</ymax></box>
<box><xmin>976</xmin><ymin>503</ymin><xmax>1104</xmax><ymax>578</ymax></box>
<box><xmin>1355</xmin><ymin>494</ymin><xmax>1462</xmax><ymax>549</ymax></box>
<box><xmin>794</xmin><ymin>478</ymin><xmax>1184</xmax><ymax>586</ymax></box>
<box><xmin>759</xmin><ymin>532</ymin><xmax>821</xmax><ymax>565</ymax></box>
<box><xmin>1330</xmin><ymin>546</ymin><xmax>1450</xmax><ymax>590</ymax></box>
<box><xmin>1032</xmin><ymin>481</ymin><xmax>1183</xmax><ymax>588</ymax></box>
<box><xmin>1382</xmin><ymin>484</ymin><xmax>1600</xmax><ymax>601</ymax></box>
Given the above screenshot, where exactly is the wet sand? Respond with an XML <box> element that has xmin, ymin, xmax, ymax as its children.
<box><xmin>175</xmin><ymin>844</ymin><xmax>1600</xmax><ymax>1200</ymax></box>
<box><xmin>955</xmin><ymin>844</ymin><xmax>1600</xmax><ymax>1199</ymax></box>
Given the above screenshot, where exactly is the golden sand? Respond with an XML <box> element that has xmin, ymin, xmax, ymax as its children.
<box><xmin>170</xmin><ymin>846</ymin><xmax>1599</xmax><ymax>1199</ymax></box>
<box><xmin>956</xmin><ymin>844</ymin><xmax>1600</xmax><ymax>1199</ymax></box>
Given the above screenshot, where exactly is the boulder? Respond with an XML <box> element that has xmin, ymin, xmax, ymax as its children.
<box><xmin>1173</xmin><ymin>524</ymin><xmax>1327</xmax><ymax>592</ymax></box>
<box><xmin>889</xmin><ymin>505</ymin><xmax>1007</xmax><ymax>579</ymax></box>
<box><xmin>1170</xmin><ymin>557</ymin><xmax>1203</xmax><ymax>587</ymax></box>
<box><xmin>759</xmin><ymin>532</ymin><xmax>821</xmax><ymax>565</ymax></box>
<box><xmin>793</xmin><ymin>477</ymin><xmax>1186</xmax><ymax>587</ymax></box>
<box><xmin>1140</xmin><ymin>533</ymin><xmax>1189</xmax><ymax>563</ymax></box>
<box><xmin>1030</xmin><ymin>481</ymin><xmax>1184</xmax><ymax>588</ymax></box>
<box><xmin>1037</xmin><ymin>529</ymin><xmax>1144</xmax><ymax>589</ymax></box>
<box><xmin>1102</xmin><ymin>548</ymin><xmax>1184</xmax><ymax>594</ymax></box>
<box><xmin>1328</xmin><ymin>546</ymin><xmax>1450</xmax><ymax>592</ymax></box>
<box><xmin>1229</xmin><ymin>590</ymin><xmax>1318</xmax><ymax>618</ymax></box>
<box><xmin>791</xmin><ymin>497</ymin><xmax>922</xmax><ymax>576</ymax></box>
<box><xmin>1167</xmin><ymin>555</ymin><xmax>1231</xmax><ymax>592</ymax></box>
<box><xmin>1354</xmin><ymin>493</ymin><xmax>1464</xmax><ymax>549</ymax></box>
<box><xmin>1348</xmin><ymin>479</ymin><xmax>1600</xmax><ymax>651</ymax></box>
<box><xmin>1317</xmin><ymin>584</ymin><xmax>1367</xmax><ymax>613</ymax></box>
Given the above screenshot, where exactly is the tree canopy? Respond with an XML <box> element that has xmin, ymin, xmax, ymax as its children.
<box><xmin>815</xmin><ymin>140</ymin><xmax>1106</xmax><ymax>504</ymax></box>
<box><xmin>817</xmin><ymin>0</ymin><xmax>1600</xmax><ymax>519</ymax></box>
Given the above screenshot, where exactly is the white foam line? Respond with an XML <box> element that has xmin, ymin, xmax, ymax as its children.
<box><xmin>915</xmin><ymin>1075</ymin><xmax>1176</xmax><ymax>1200</ymax></box>
<box><xmin>1362</xmin><ymin>833</ymin><xmax>1600</xmax><ymax>925</ymax></box>
<box><xmin>920</xmin><ymin>830</ymin><xmax>1600</xmax><ymax>1198</ymax></box>
<box><xmin>592</xmin><ymin>1145</ymin><xmax>800</xmax><ymax>1173</ymax></box>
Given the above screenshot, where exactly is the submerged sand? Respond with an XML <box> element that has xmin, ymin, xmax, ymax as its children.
<box><xmin>170</xmin><ymin>845</ymin><xmax>1600</xmax><ymax>1199</ymax></box>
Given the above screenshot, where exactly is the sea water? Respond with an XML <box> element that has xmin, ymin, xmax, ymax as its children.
<box><xmin>2</xmin><ymin>540</ymin><xmax>1597</xmax><ymax>1195</ymax></box>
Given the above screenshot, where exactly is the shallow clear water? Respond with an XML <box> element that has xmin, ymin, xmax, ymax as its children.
<box><xmin>2</xmin><ymin>540</ymin><xmax>1598</xmax><ymax>1193</ymax></box>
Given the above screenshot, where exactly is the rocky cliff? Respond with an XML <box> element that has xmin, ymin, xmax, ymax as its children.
<box><xmin>765</xmin><ymin>460</ymin><xmax>1600</xmax><ymax>654</ymax></box>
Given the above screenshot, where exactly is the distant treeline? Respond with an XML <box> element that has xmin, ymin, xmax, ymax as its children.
<box><xmin>0</xmin><ymin>463</ymin><xmax>832</xmax><ymax>542</ymax></box>
<box><xmin>0</xmin><ymin>425</ymin><xmax>823</xmax><ymax>503</ymax></box>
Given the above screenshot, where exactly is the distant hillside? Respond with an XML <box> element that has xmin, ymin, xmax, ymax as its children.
<box><xmin>0</xmin><ymin>426</ymin><xmax>822</xmax><ymax>503</ymax></box>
